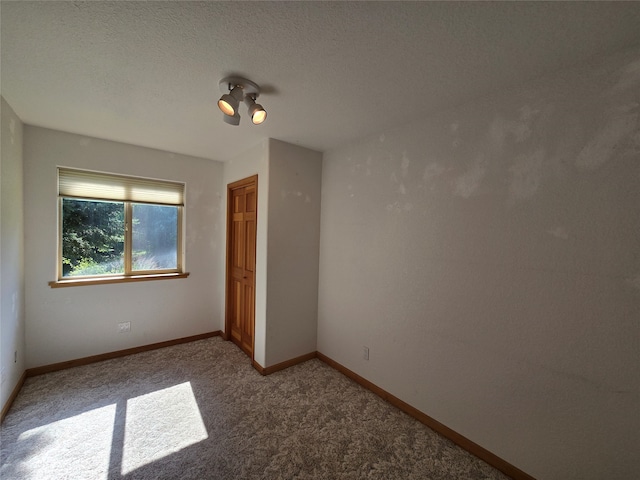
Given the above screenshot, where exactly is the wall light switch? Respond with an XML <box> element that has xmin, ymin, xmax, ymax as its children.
<box><xmin>363</xmin><ymin>346</ymin><xmax>369</xmax><ymax>361</ymax></box>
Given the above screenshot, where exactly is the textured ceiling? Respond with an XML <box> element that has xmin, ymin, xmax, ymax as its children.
<box><xmin>2</xmin><ymin>1</ymin><xmax>640</xmax><ymax>162</ymax></box>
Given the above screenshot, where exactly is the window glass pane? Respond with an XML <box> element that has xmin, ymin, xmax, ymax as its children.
<box><xmin>132</xmin><ymin>204</ymin><xmax>178</xmax><ymax>271</ymax></box>
<box><xmin>62</xmin><ymin>198</ymin><xmax>125</xmax><ymax>277</ymax></box>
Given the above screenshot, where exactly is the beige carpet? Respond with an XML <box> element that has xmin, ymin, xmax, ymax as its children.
<box><xmin>1</xmin><ymin>337</ymin><xmax>510</xmax><ymax>479</ymax></box>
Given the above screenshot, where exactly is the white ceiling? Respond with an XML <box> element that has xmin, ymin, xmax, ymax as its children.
<box><xmin>2</xmin><ymin>1</ymin><xmax>640</xmax><ymax>162</ymax></box>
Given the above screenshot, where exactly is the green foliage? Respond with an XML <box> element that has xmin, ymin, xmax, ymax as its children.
<box><xmin>69</xmin><ymin>257</ymin><xmax>124</xmax><ymax>276</ymax></box>
<box><xmin>62</xmin><ymin>199</ymin><xmax>124</xmax><ymax>276</ymax></box>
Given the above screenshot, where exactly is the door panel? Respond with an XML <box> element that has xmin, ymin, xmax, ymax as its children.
<box><xmin>242</xmin><ymin>283</ymin><xmax>254</xmax><ymax>353</ymax></box>
<box><xmin>232</xmin><ymin>279</ymin><xmax>242</xmax><ymax>342</ymax></box>
<box><xmin>245</xmin><ymin>219</ymin><xmax>255</xmax><ymax>273</ymax></box>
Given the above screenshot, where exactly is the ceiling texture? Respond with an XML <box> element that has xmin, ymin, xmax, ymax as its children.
<box><xmin>2</xmin><ymin>1</ymin><xmax>640</xmax><ymax>162</ymax></box>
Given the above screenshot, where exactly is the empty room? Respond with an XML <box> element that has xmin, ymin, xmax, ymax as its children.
<box><xmin>1</xmin><ymin>2</ymin><xmax>639</xmax><ymax>480</ymax></box>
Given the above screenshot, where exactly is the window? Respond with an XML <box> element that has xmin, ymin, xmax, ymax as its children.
<box><xmin>56</xmin><ymin>168</ymin><xmax>185</xmax><ymax>282</ymax></box>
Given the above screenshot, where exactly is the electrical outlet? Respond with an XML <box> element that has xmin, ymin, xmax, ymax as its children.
<box><xmin>363</xmin><ymin>346</ymin><xmax>369</xmax><ymax>361</ymax></box>
<box><xmin>118</xmin><ymin>322</ymin><xmax>131</xmax><ymax>333</ymax></box>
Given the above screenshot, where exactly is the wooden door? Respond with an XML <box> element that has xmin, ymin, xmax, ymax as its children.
<box><xmin>225</xmin><ymin>175</ymin><xmax>257</xmax><ymax>358</ymax></box>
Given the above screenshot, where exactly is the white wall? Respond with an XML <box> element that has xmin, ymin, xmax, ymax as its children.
<box><xmin>318</xmin><ymin>46</ymin><xmax>640</xmax><ymax>480</ymax></box>
<box><xmin>265</xmin><ymin>139</ymin><xmax>322</xmax><ymax>365</ymax></box>
<box><xmin>222</xmin><ymin>140</ymin><xmax>270</xmax><ymax>367</ymax></box>
<box><xmin>24</xmin><ymin>126</ymin><xmax>224</xmax><ymax>368</ymax></box>
<box><xmin>1</xmin><ymin>97</ymin><xmax>26</xmax><ymax>410</ymax></box>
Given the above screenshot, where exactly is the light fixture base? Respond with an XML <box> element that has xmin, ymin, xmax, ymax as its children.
<box><xmin>218</xmin><ymin>76</ymin><xmax>260</xmax><ymax>98</ymax></box>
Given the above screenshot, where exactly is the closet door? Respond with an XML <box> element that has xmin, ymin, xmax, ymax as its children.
<box><xmin>225</xmin><ymin>176</ymin><xmax>257</xmax><ymax>358</ymax></box>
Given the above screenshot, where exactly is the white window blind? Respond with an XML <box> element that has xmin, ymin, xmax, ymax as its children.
<box><xmin>58</xmin><ymin>168</ymin><xmax>184</xmax><ymax>206</ymax></box>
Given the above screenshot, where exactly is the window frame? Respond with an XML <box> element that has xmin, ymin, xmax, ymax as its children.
<box><xmin>52</xmin><ymin>168</ymin><xmax>187</xmax><ymax>286</ymax></box>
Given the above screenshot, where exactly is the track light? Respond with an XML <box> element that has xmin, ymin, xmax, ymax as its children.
<box><xmin>244</xmin><ymin>95</ymin><xmax>267</xmax><ymax>125</ymax></box>
<box><xmin>217</xmin><ymin>85</ymin><xmax>244</xmax><ymax>116</ymax></box>
<box><xmin>217</xmin><ymin>76</ymin><xmax>268</xmax><ymax>126</ymax></box>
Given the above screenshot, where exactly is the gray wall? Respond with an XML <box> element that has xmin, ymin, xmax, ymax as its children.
<box><xmin>317</xmin><ymin>46</ymin><xmax>640</xmax><ymax>480</ymax></box>
<box><xmin>24</xmin><ymin>126</ymin><xmax>224</xmax><ymax>368</ymax></box>
<box><xmin>1</xmin><ymin>97</ymin><xmax>26</xmax><ymax>411</ymax></box>
<box><xmin>265</xmin><ymin>139</ymin><xmax>322</xmax><ymax>366</ymax></box>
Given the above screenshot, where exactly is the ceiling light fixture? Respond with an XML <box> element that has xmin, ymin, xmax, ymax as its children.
<box><xmin>217</xmin><ymin>76</ymin><xmax>267</xmax><ymax>126</ymax></box>
<box><xmin>244</xmin><ymin>94</ymin><xmax>267</xmax><ymax>125</ymax></box>
<box><xmin>218</xmin><ymin>85</ymin><xmax>243</xmax><ymax>116</ymax></box>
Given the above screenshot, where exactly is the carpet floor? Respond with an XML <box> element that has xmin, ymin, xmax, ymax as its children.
<box><xmin>1</xmin><ymin>337</ymin><xmax>510</xmax><ymax>479</ymax></box>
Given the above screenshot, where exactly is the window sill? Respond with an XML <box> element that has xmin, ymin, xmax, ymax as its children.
<box><xmin>49</xmin><ymin>272</ymin><xmax>190</xmax><ymax>288</ymax></box>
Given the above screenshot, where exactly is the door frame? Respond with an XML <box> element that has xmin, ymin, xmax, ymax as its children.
<box><xmin>224</xmin><ymin>175</ymin><xmax>258</xmax><ymax>361</ymax></box>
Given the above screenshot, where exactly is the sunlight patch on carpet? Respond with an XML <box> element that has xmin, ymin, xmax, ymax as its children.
<box><xmin>122</xmin><ymin>381</ymin><xmax>208</xmax><ymax>474</ymax></box>
<box><xmin>14</xmin><ymin>404</ymin><xmax>116</xmax><ymax>480</ymax></box>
